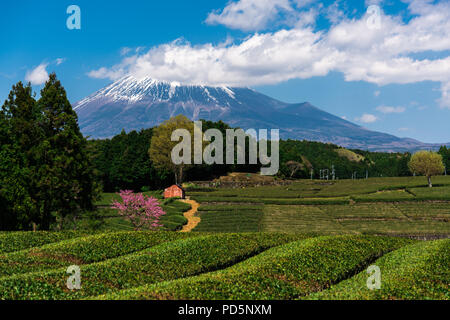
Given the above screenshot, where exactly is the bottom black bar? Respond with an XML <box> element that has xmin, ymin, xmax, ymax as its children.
<box><xmin>1</xmin><ymin>300</ymin><xmax>447</xmax><ymax>319</ymax></box>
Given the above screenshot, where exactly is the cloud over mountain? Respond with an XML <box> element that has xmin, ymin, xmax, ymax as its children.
<box><xmin>87</xmin><ymin>0</ymin><xmax>450</xmax><ymax>108</ymax></box>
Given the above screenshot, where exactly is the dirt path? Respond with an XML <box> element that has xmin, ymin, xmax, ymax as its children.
<box><xmin>180</xmin><ymin>198</ymin><xmax>201</xmax><ymax>232</ymax></box>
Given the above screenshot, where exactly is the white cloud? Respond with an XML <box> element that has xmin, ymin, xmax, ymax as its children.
<box><xmin>205</xmin><ymin>0</ymin><xmax>293</xmax><ymax>31</ymax></box>
<box><xmin>376</xmin><ymin>106</ymin><xmax>406</xmax><ymax>114</ymax></box>
<box><xmin>25</xmin><ymin>63</ymin><xmax>49</xmax><ymax>85</ymax></box>
<box><xmin>55</xmin><ymin>58</ymin><xmax>65</xmax><ymax>65</ymax></box>
<box><xmin>374</xmin><ymin>90</ymin><xmax>380</xmax><ymax>97</ymax></box>
<box><xmin>365</xmin><ymin>0</ymin><xmax>384</xmax><ymax>6</ymax></box>
<box><xmin>120</xmin><ymin>47</ymin><xmax>132</xmax><ymax>56</ymax></box>
<box><xmin>326</xmin><ymin>1</ymin><xmax>346</xmax><ymax>24</ymax></box>
<box><xmin>398</xmin><ymin>127</ymin><xmax>409</xmax><ymax>132</ymax></box>
<box><xmin>88</xmin><ymin>0</ymin><xmax>450</xmax><ymax>108</ymax></box>
<box><xmin>356</xmin><ymin>114</ymin><xmax>378</xmax><ymax>123</ymax></box>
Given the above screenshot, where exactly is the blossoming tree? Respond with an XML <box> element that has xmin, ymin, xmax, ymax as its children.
<box><xmin>111</xmin><ymin>190</ymin><xmax>166</xmax><ymax>230</ymax></box>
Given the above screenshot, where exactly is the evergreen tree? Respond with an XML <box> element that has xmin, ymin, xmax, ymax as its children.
<box><xmin>439</xmin><ymin>146</ymin><xmax>449</xmax><ymax>173</ymax></box>
<box><xmin>0</xmin><ymin>82</ymin><xmax>38</xmax><ymax>230</ymax></box>
<box><xmin>35</xmin><ymin>73</ymin><xmax>99</xmax><ymax>229</ymax></box>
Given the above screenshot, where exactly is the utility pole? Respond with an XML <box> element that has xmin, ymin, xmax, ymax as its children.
<box><xmin>332</xmin><ymin>165</ymin><xmax>335</xmax><ymax>180</ymax></box>
<box><xmin>310</xmin><ymin>169</ymin><xmax>314</xmax><ymax>180</ymax></box>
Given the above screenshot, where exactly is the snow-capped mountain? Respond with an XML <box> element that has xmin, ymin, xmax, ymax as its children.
<box><xmin>74</xmin><ymin>76</ymin><xmax>445</xmax><ymax>152</ymax></box>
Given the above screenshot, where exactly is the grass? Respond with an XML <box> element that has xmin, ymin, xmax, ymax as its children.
<box><xmin>308</xmin><ymin>239</ymin><xmax>449</xmax><ymax>300</ymax></box>
<box><xmin>97</xmin><ymin>235</ymin><xmax>415</xmax><ymax>300</ymax></box>
<box><xmin>0</xmin><ymin>233</ymin><xmax>305</xmax><ymax>300</ymax></box>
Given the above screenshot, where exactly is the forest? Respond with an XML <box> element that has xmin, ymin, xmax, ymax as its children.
<box><xmin>88</xmin><ymin>124</ymin><xmax>450</xmax><ymax>192</ymax></box>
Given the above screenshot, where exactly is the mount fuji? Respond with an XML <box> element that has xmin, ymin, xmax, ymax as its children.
<box><xmin>74</xmin><ymin>76</ymin><xmax>445</xmax><ymax>152</ymax></box>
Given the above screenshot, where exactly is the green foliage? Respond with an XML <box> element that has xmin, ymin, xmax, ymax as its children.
<box><xmin>279</xmin><ymin>140</ymin><xmax>412</xmax><ymax>179</ymax></box>
<box><xmin>149</xmin><ymin>115</ymin><xmax>196</xmax><ymax>184</ymax></box>
<box><xmin>409</xmin><ymin>185</ymin><xmax>450</xmax><ymax>200</ymax></box>
<box><xmin>0</xmin><ymin>231</ymin><xmax>86</xmax><ymax>254</ymax></box>
<box><xmin>88</xmin><ymin>128</ymin><xmax>171</xmax><ymax>192</ymax></box>
<box><xmin>0</xmin><ymin>82</ymin><xmax>38</xmax><ymax>230</ymax></box>
<box><xmin>0</xmin><ymin>231</ymin><xmax>194</xmax><ymax>278</ymax></box>
<box><xmin>439</xmin><ymin>146</ymin><xmax>450</xmax><ymax>171</ymax></box>
<box><xmin>309</xmin><ymin>239</ymin><xmax>449</xmax><ymax>300</ymax></box>
<box><xmin>0</xmin><ymin>233</ymin><xmax>304</xmax><ymax>300</ymax></box>
<box><xmin>87</xmin><ymin>121</ymin><xmax>425</xmax><ymax>194</ymax></box>
<box><xmin>99</xmin><ymin>235</ymin><xmax>414</xmax><ymax>300</ymax></box>
<box><xmin>194</xmin><ymin>210</ymin><xmax>264</xmax><ymax>233</ymax></box>
<box><xmin>34</xmin><ymin>74</ymin><xmax>99</xmax><ymax>229</ymax></box>
<box><xmin>191</xmin><ymin>196</ymin><xmax>349</xmax><ymax>205</ymax></box>
<box><xmin>408</xmin><ymin>151</ymin><xmax>445</xmax><ymax>187</ymax></box>
<box><xmin>352</xmin><ymin>190</ymin><xmax>415</xmax><ymax>202</ymax></box>
<box><xmin>159</xmin><ymin>200</ymin><xmax>191</xmax><ymax>231</ymax></box>
<box><xmin>84</xmin><ymin>195</ymin><xmax>189</xmax><ymax>232</ymax></box>
<box><xmin>0</xmin><ymin>75</ymin><xmax>99</xmax><ymax>230</ymax></box>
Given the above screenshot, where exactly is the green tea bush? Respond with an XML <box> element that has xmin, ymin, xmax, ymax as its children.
<box><xmin>0</xmin><ymin>233</ymin><xmax>306</xmax><ymax>300</ymax></box>
<box><xmin>99</xmin><ymin>235</ymin><xmax>414</xmax><ymax>300</ymax></box>
<box><xmin>198</xmin><ymin>204</ymin><xmax>263</xmax><ymax>212</ymax></box>
<box><xmin>191</xmin><ymin>196</ymin><xmax>349</xmax><ymax>205</ymax></box>
<box><xmin>309</xmin><ymin>239</ymin><xmax>449</xmax><ymax>300</ymax></box>
<box><xmin>160</xmin><ymin>200</ymin><xmax>191</xmax><ymax>231</ymax></box>
<box><xmin>0</xmin><ymin>231</ymin><xmax>87</xmax><ymax>254</ymax></box>
<box><xmin>0</xmin><ymin>231</ymin><xmax>195</xmax><ymax>278</ymax></box>
<box><xmin>194</xmin><ymin>210</ymin><xmax>264</xmax><ymax>233</ymax></box>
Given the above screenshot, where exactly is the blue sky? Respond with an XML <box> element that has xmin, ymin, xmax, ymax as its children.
<box><xmin>1</xmin><ymin>0</ymin><xmax>449</xmax><ymax>143</ymax></box>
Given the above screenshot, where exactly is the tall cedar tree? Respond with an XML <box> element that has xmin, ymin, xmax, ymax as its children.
<box><xmin>35</xmin><ymin>73</ymin><xmax>98</xmax><ymax>229</ymax></box>
<box><xmin>0</xmin><ymin>82</ymin><xmax>38</xmax><ymax>230</ymax></box>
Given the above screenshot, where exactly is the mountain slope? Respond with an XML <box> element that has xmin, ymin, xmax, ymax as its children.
<box><xmin>74</xmin><ymin>76</ymin><xmax>444</xmax><ymax>152</ymax></box>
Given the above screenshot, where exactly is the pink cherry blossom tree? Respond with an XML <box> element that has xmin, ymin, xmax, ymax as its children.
<box><xmin>111</xmin><ymin>190</ymin><xmax>166</xmax><ymax>231</ymax></box>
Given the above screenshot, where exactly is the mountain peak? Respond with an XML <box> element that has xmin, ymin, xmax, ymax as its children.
<box><xmin>74</xmin><ymin>75</ymin><xmax>239</xmax><ymax>111</ymax></box>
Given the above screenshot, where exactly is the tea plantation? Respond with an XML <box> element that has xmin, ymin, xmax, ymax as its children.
<box><xmin>0</xmin><ymin>231</ymin><xmax>448</xmax><ymax>300</ymax></box>
<box><xmin>0</xmin><ymin>176</ymin><xmax>448</xmax><ymax>300</ymax></box>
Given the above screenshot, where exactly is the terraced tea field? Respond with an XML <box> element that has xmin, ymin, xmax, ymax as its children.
<box><xmin>189</xmin><ymin>176</ymin><xmax>450</xmax><ymax>236</ymax></box>
<box><xmin>3</xmin><ymin>176</ymin><xmax>447</xmax><ymax>300</ymax></box>
<box><xmin>0</xmin><ymin>231</ymin><xmax>447</xmax><ymax>300</ymax></box>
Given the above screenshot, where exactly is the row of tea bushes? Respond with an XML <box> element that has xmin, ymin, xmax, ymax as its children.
<box><xmin>0</xmin><ymin>231</ymin><xmax>197</xmax><ymax>278</ymax></box>
<box><xmin>0</xmin><ymin>231</ymin><xmax>88</xmax><ymax>254</ymax></box>
<box><xmin>0</xmin><ymin>233</ymin><xmax>306</xmax><ymax>300</ymax></box>
<box><xmin>98</xmin><ymin>235</ymin><xmax>415</xmax><ymax>300</ymax></box>
<box><xmin>309</xmin><ymin>238</ymin><xmax>449</xmax><ymax>300</ymax></box>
